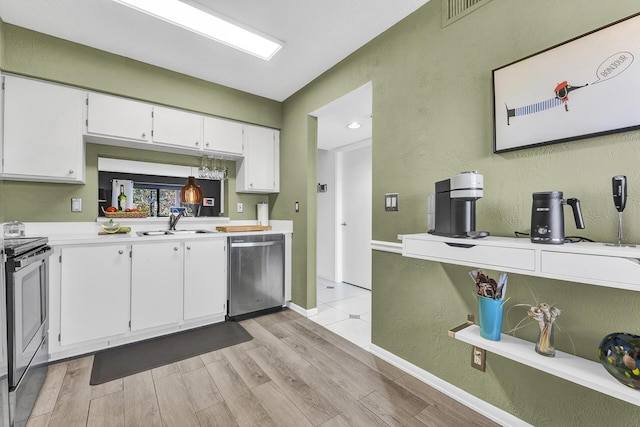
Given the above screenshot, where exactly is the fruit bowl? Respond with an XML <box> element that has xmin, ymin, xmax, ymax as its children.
<box><xmin>101</xmin><ymin>222</ymin><xmax>122</xmax><ymax>234</ymax></box>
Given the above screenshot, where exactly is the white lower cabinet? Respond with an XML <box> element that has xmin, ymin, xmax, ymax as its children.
<box><xmin>60</xmin><ymin>245</ymin><xmax>130</xmax><ymax>346</ymax></box>
<box><xmin>131</xmin><ymin>241</ymin><xmax>184</xmax><ymax>331</ymax></box>
<box><xmin>184</xmin><ymin>239</ymin><xmax>227</xmax><ymax>320</ymax></box>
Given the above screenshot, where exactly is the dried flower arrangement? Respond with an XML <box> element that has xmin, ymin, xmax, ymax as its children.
<box><xmin>505</xmin><ymin>289</ymin><xmax>575</xmax><ymax>357</ymax></box>
<box><xmin>528</xmin><ymin>303</ymin><xmax>561</xmax><ymax>357</ymax></box>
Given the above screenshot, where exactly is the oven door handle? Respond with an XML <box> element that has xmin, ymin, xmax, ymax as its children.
<box><xmin>14</xmin><ymin>246</ymin><xmax>53</xmax><ymax>269</ymax></box>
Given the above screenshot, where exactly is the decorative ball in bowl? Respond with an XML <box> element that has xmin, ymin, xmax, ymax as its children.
<box><xmin>598</xmin><ymin>332</ymin><xmax>640</xmax><ymax>389</ymax></box>
<box><xmin>101</xmin><ymin>222</ymin><xmax>121</xmax><ymax>233</ymax></box>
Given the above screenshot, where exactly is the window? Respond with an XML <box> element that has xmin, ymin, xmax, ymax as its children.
<box><xmin>98</xmin><ymin>169</ymin><xmax>222</xmax><ymax>217</ymax></box>
<box><xmin>133</xmin><ymin>183</ymin><xmax>183</xmax><ymax>217</ymax></box>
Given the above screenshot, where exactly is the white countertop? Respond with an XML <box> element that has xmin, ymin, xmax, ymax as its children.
<box><xmin>17</xmin><ymin>219</ymin><xmax>293</xmax><ymax>246</ymax></box>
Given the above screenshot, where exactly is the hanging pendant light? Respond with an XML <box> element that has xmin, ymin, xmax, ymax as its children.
<box><xmin>181</xmin><ymin>176</ymin><xmax>203</xmax><ymax>204</ymax></box>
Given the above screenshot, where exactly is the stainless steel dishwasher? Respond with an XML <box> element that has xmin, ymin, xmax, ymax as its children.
<box><xmin>228</xmin><ymin>234</ymin><xmax>284</xmax><ymax>320</ymax></box>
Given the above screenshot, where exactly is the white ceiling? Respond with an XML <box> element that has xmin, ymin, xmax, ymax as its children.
<box><xmin>0</xmin><ymin>0</ymin><xmax>428</xmax><ymax>102</ymax></box>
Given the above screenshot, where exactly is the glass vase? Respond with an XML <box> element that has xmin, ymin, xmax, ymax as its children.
<box><xmin>535</xmin><ymin>321</ymin><xmax>556</xmax><ymax>357</ymax></box>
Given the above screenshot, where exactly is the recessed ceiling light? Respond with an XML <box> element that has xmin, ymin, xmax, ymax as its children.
<box><xmin>112</xmin><ymin>0</ymin><xmax>283</xmax><ymax>60</ymax></box>
<box><xmin>347</xmin><ymin>121</ymin><xmax>361</xmax><ymax>129</ymax></box>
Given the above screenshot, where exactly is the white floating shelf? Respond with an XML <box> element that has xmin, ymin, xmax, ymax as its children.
<box><xmin>452</xmin><ymin>324</ymin><xmax>640</xmax><ymax>406</ymax></box>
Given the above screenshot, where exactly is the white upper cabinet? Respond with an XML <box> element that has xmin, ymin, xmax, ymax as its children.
<box><xmin>86</xmin><ymin>92</ymin><xmax>152</xmax><ymax>142</ymax></box>
<box><xmin>236</xmin><ymin>125</ymin><xmax>280</xmax><ymax>193</ymax></box>
<box><xmin>2</xmin><ymin>75</ymin><xmax>84</xmax><ymax>183</ymax></box>
<box><xmin>203</xmin><ymin>116</ymin><xmax>244</xmax><ymax>156</ymax></box>
<box><xmin>152</xmin><ymin>105</ymin><xmax>203</xmax><ymax>150</ymax></box>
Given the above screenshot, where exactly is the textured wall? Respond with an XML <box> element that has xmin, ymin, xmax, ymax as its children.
<box><xmin>0</xmin><ymin>23</ymin><xmax>282</xmax><ymax>222</ymax></box>
<box><xmin>282</xmin><ymin>0</ymin><xmax>640</xmax><ymax>424</ymax></box>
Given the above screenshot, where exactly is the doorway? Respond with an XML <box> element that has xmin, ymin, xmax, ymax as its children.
<box><xmin>312</xmin><ymin>82</ymin><xmax>372</xmax><ymax>289</ymax></box>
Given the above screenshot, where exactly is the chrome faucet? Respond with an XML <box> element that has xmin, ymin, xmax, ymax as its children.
<box><xmin>169</xmin><ymin>211</ymin><xmax>186</xmax><ymax>230</ymax></box>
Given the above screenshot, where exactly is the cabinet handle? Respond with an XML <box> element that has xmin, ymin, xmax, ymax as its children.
<box><xmin>118</xmin><ymin>250</ymin><xmax>124</xmax><ymax>255</ymax></box>
<box><xmin>142</xmin><ymin>132</ymin><xmax>146</xmax><ymax>138</ymax></box>
<box><xmin>69</xmin><ymin>169</ymin><xmax>74</xmax><ymax>174</ymax></box>
<box><xmin>195</xmin><ymin>141</ymin><xmax>199</xmax><ymax>146</ymax></box>
<box><xmin>174</xmin><ymin>247</ymin><xmax>179</xmax><ymax>251</ymax></box>
<box><xmin>186</xmin><ymin>246</ymin><xmax>191</xmax><ymax>250</ymax></box>
<box><xmin>444</xmin><ymin>242</ymin><xmax>476</xmax><ymax>249</ymax></box>
<box><xmin>205</xmin><ymin>142</ymin><xmax>210</xmax><ymax>147</ymax></box>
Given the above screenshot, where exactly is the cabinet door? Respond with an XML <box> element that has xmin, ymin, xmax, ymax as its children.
<box><xmin>152</xmin><ymin>106</ymin><xmax>202</xmax><ymax>150</ymax></box>
<box><xmin>203</xmin><ymin>116</ymin><xmax>244</xmax><ymax>155</ymax></box>
<box><xmin>3</xmin><ymin>75</ymin><xmax>84</xmax><ymax>182</ymax></box>
<box><xmin>60</xmin><ymin>245</ymin><xmax>130</xmax><ymax>345</ymax></box>
<box><xmin>184</xmin><ymin>239</ymin><xmax>227</xmax><ymax>320</ymax></box>
<box><xmin>237</xmin><ymin>126</ymin><xmax>279</xmax><ymax>193</ymax></box>
<box><xmin>86</xmin><ymin>92</ymin><xmax>152</xmax><ymax>142</ymax></box>
<box><xmin>131</xmin><ymin>242</ymin><xmax>183</xmax><ymax>331</ymax></box>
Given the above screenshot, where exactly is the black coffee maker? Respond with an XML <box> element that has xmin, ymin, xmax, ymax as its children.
<box><xmin>530</xmin><ymin>191</ymin><xmax>585</xmax><ymax>244</ymax></box>
<box><xmin>430</xmin><ymin>171</ymin><xmax>489</xmax><ymax>238</ymax></box>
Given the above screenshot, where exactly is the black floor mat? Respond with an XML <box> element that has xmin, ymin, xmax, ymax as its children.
<box><xmin>90</xmin><ymin>321</ymin><xmax>252</xmax><ymax>385</ymax></box>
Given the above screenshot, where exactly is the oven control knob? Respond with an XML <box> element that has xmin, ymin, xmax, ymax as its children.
<box><xmin>537</xmin><ymin>226</ymin><xmax>548</xmax><ymax>235</ymax></box>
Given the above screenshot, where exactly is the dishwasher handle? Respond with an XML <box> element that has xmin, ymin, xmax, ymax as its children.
<box><xmin>231</xmin><ymin>241</ymin><xmax>283</xmax><ymax>248</ymax></box>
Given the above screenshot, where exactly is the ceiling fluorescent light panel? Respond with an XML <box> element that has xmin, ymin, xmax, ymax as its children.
<box><xmin>112</xmin><ymin>0</ymin><xmax>283</xmax><ymax>60</ymax></box>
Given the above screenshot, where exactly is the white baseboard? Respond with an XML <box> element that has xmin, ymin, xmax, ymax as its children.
<box><xmin>286</xmin><ymin>301</ymin><xmax>318</xmax><ymax>317</ymax></box>
<box><xmin>369</xmin><ymin>344</ymin><xmax>531</xmax><ymax>427</ymax></box>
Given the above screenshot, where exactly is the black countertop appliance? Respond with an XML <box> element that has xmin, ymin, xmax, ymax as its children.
<box><xmin>530</xmin><ymin>191</ymin><xmax>585</xmax><ymax>244</ymax></box>
<box><xmin>430</xmin><ymin>171</ymin><xmax>488</xmax><ymax>238</ymax></box>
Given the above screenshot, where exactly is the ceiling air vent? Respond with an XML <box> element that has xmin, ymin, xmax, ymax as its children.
<box><xmin>442</xmin><ymin>0</ymin><xmax>492</xmax><ymax>27</ymax></box>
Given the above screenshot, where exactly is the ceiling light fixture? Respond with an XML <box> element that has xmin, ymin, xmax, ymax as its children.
<box><xmin>347</xmin><ymin>121</ymin><xmax>362</xmax><ymax>129</ymax></box>
<box><xmin>112</xmin><ymin>0</ymin><xmax>283</xmax><ymax>60</ymax></box>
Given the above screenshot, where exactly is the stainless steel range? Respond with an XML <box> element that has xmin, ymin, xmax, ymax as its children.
<box><xmin>4</xmin><ymin>237</ymin><xmax>52</xmax><ymax>426</ymax></box>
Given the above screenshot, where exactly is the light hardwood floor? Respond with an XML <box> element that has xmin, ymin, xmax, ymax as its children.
<box><xmin>26</xmin><ymin>310</ymin><xmax>499</xmax><ymax>427</ymax></box>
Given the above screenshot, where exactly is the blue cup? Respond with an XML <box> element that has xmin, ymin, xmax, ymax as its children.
<box><xmin>477</xmin><ymin>296</ymin><xmax>504</xmax><ymax>341</ymax></box>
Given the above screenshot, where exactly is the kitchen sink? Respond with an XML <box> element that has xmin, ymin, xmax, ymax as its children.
<box><xmin>137</xmin><ymin>230</ymin><xmax>172</xmax><ymax>236</ymax></box>
<box><xmin>170</xmin><ymin>229</ymin><xmax>215</xmax><ymax>234</ymax></box>
<box><xmin>136</xmin><ymin>229</ymin><xmax>215</xmax><ymax>236</ymax></box>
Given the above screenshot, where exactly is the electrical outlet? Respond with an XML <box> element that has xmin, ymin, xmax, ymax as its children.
<box><xmin>71</xmin><ymin>198</ymin><xmax>82</xmax><ymax>212</ymax></box>
<box><xmin>237</xmin><ymin>202</ymin><xmax>244</xmax><ymax>213</ymax></box>
<box><xmin>471</xmin><ymin>346</ymin><xmax>486</xmax><ymax>371</ymax></box>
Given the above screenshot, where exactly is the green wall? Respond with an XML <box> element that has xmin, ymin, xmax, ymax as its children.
<box><xmin>0</xmin><ymin>23</ymin><xmax>281</xmax><ymax>222</ymax></box>
<box><xmin>281</xmin><ymin>0</ymin><xmax>640</xmax><ymax>424</ymax></box>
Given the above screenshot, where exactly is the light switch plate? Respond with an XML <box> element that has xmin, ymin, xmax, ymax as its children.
<box><xmin>237</xmin><ymin>202</ymin><xmax>244</xmax><ymax>213</ymax></box>
<box><xmin>385</xmin><ymin>193</ymin><xmax>399</xmax><ymax>211</ymax></box>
